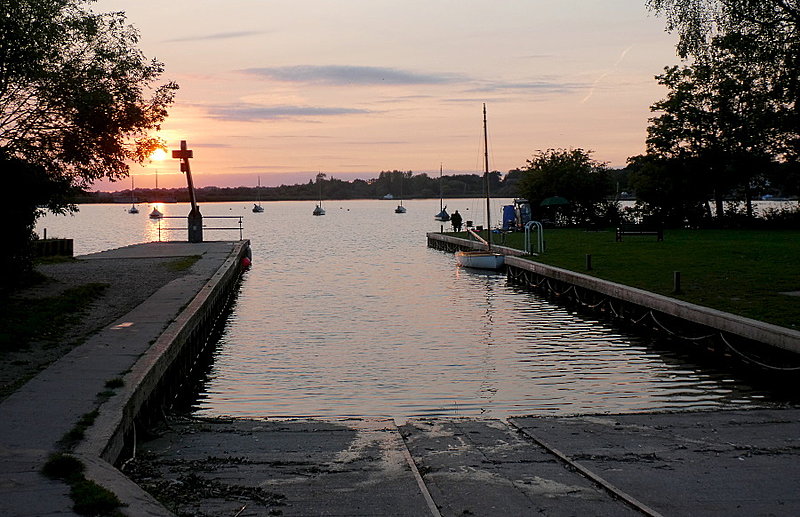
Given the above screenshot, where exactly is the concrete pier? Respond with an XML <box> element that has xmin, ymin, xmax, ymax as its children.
<box><xmin>427</xmin><ymin>232</ymin><xmax>800</xmax><ymax>354</ymax></box>
<box><xmin>0</xmin><ymin>241</ymin><xmax>248</xmax><ymax>516</ymax></box>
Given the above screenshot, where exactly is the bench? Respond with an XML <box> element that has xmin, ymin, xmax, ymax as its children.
<box><xmin>615</xmin><ymin>223</ymin><xmax>663</xmax><ymax>242</ymax></box>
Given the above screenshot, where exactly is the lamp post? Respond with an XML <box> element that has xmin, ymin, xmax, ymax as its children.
<box><xmin>172</xmin><ymin>140</ymin><xmax>203</xmax><ymax>243</ymax></box>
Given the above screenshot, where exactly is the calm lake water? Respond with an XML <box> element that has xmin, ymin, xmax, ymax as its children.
<box><xmin>37</xmin><ymin>199</ymin><xmax>793</xmax><ymax>420</ymax></box>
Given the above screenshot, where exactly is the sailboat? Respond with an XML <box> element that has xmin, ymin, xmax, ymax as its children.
<box><xmin>148</xmin><ymin>169</ymin><xmax>163</xmax><ymax>218</ymax></box>
<box><xmin>394</xmin><ymin>172</ymin><xmax>407</xmax><ymax>213</ymax></box>
<box><xmin>455</xmin><ymin>104</ymin><xmax>504</xmax><ymax>270</ymax></box>
<box><xmin>312</xmin><ymin>172</ymin><xmax>326</xmax><ymax>216</ymax></box>
<box><xmin>434</xmin><ymin>164</ymin><xmax>449</xmax><ymax>221</ymax></box>
<box><xmin>127</xmin><ymin>177</ymin><xmax>139</xmax><ymax>214</ymax></box>
<box><xmin>252</xmin><ymin>176</ymin><xmax>265</xmax><ymax>213</ymax></box>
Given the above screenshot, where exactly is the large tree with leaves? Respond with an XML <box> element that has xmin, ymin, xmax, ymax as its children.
<box><xmin>646</xmin><ymin>33</ymin><xmax>782</xmax><ymax>218</ymax></box>
<box><xmin>647</xmin><ymin>0</ymin><xmax>799</xmax><ymax>162</ymax></box>
<box><xmin>518</xmin><ymin>148</ymin><xmax>613</xmax><ymax>225</ymax></box>
<box><xmin>0</xmin><ymin>0</ymin><xmax>177</xmax><ymax>285</ymax></box>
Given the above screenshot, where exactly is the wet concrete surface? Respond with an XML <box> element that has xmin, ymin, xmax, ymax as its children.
<box><xmin>124</xmin><ymin>409</ymin><xmax>800</xmax><ymax>516</ymax></box>
<box><xmin>124</xmin><ymin>418</ymin><xmax>433</xmax><ymax>516</ymax></box>
<box><xmin>511</xmin><ymin>409</ymin><xmax>800</xmax><ymax>516</ymax></box>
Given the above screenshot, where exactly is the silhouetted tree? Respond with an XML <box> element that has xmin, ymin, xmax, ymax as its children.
<box><xmin>518</xmin><ymin>148</ymin><xmax>612</xmax><ymax>225</ymax></box>
<box><xmin>646</xmin><ymin>33</ymin><xmax>781</xmax><ymax>218</ymax></box>
<box><xmin>648</xmin><ymin>0</ymin><xmax>799</xmax><ymax>164</ymax></box>
<box><xmin>0</xmin><ymin>0</ymin><xmax>177</xmax><ymax>285</ymax></box>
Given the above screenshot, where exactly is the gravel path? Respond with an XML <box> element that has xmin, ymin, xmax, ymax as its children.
<box><xmin>0</xmin><ymin>256</ymin><xmax>191</xmax><ymax>400</ymax></box>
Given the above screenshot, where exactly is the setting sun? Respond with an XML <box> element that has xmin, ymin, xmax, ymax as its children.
<box><xmin>150</xmin><ymin>148</ymin><xmax>168</xmax><ymax>161</ymax></box>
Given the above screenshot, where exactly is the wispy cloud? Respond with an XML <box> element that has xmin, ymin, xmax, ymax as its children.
<box><xmin>167</xmin><ymin>30</ymin><xmax>269</xmax><ymax>43</ymax></box>
<box><xmin>582</xmin><ymin>45</ymin><xmax>634</xmax><ymax>104</ymax></box>
<box><xmin>241</xmin><ymin>65</ymin><xmax>465</xmax><ymax>85</ymax></box>
<box><xmin>206</xmin><ymin>104</ymin><xmax>371</xmax><ymax>121</ymax></box>
<box><xmin>470</xmin><ymin>80</ymin><xmax>588</xmax><ymax>94</ymax></box>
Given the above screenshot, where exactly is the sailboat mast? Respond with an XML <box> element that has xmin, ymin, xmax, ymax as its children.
<box><xmin>483</xmin><ymin>103</ymin><xmax>491</xmax><ymax>250</ymax></box>
<box><xmin>439</xmin><ymin>163</ymin><xmax>444</xmax><ymax>211</ymax></box>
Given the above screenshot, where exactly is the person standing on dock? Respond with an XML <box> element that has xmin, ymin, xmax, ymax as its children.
<box><xmin>451</xmin><ymin>210</ymin><xmax>463</xmax><ymax>232</ymax></box>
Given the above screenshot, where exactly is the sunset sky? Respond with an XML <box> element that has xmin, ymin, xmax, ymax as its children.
<box><xmin>92</xmin><ymin>0</ymin><xmax>680</xmax><ymax>191</ymax></box>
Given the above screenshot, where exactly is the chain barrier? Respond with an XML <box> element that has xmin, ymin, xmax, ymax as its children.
<box><xmin>509</xmin><ymin>268</ymin><xmax>800</xmax><ymax>372</ymax></box>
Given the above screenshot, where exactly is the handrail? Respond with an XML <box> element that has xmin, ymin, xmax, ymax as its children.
<box><xmin>155</xmin><ymin>215</ymin><xmax>244</xmax><ymax>241</ymax></box>
<box><xmin>524</xmin><ymin>220</ymin><xmax>543</xmax><ymax>254</ymax></box>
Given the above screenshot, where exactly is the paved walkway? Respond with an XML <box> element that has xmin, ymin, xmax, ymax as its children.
<box><xmin>0</xmin><ymin>242</ymin><xmax>239</xmax><ymax>517</ymax></box>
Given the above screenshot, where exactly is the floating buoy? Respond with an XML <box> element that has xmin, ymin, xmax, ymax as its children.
<box><xmin>241</xmin><ymin>256</ymin><xmax>251</xmax><ymax>268</ymax></box>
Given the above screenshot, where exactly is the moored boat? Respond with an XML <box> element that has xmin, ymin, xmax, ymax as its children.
<box><xmin>455</xmin><ymin>104</ymin><xmax>504</xmax><ymax>270</ymax></box>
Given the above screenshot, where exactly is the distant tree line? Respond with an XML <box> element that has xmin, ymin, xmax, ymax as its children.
<box><xmin>85</xmin><ymin>169</ymin><xmax>522</xmax><ymax>203</ymax></box>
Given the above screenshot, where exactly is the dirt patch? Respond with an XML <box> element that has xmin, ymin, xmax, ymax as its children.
<box><xmin>0</xmin><ymin>257</ymin><xmax>191</xmax><ymax>400</ymax></box>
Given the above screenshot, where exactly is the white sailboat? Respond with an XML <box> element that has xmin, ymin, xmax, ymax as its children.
<box><xmin>434</xmin><ymin>164</ymin><xmax>449</xmax><ymax>221</ymax></box>
<box><xmin>252</xmin><ymin>176</ymin><xmax>265</xmax><ymax>213</ymax></box>
<box><xmin>456</xmin><ymin>104</ymin><xmax>505</xmax><ymax>270</ymax></box>
<box><xmin>149</xmin><ymin>169</ymin><xmax>163</xmax><ymax>218</ymax></box>
<box><xmin>127</xmin><ymin>177</ymin><xmax>139</xmax><ymax>214</ymax></box>
<box><xmin>394</xmin><ymin>172</ymin><xmax>407</xmax><ymax>213</ymax></box>
<box><xmin>312</xmin><ymin>172</ymin><xmax>326</xmax><ymax>216</ymax></box>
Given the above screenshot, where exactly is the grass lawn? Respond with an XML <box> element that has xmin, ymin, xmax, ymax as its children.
<box><xmin>465</xmin><ymin>228</ymin><xmax>800</xmax><ymax>330</ymax></box>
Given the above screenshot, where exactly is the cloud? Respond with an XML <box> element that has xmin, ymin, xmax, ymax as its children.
<box><xmin>469</xmin><ymin>80</ymin><xmax>588</xmax><ymax>94</ymax></box>
<box><xmin>241</xmin><ymin>65</ymin><xmax>465</xmax><ymax>85</ymax></box>
<box><xmin>166</xmin><ymin>30</ymin><xmax>269</xmax><ymax>43</ymax></box>
<box><xmin>206</xmin><ymin>104</ymin><xmax>371</xmax><ymax>121</ymax></box>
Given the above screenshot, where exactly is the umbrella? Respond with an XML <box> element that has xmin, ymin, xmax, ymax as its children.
<box><xmin>540</xmin><ymin>196</ymin><xmax>569</xmax><ymax>207</ymax></box>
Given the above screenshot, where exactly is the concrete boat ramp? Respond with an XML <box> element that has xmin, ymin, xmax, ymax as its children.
<box><xmin>2</xmin><ymin>240</ymin><xmax>800</xmax><ymax>515</ymax></box>
<box><xmin>125</xmin><ymin>411</ymin><xmax>800</xmax><ymax>516</ymax></box>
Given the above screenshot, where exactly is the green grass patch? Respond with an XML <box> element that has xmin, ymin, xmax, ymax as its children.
<box><xmin>42</xmin><ymin>453</ymin><xmax>124</xmax><ymax>516</ymax></box>
<box><xmin>476</xmin><ymin>228</ymin><xmax>800</xmax><ymax>330</ymax></box>
<box><xmin>42</xmin><ymin>453</ymin><xmax>85</xmax><ymax>483</ymax></box>
<box><xmin>165</xmin><ymin>255</ymin><xmax>201</xmax><ymax>272</ymax></box>
<box><xmin>70</xmin><ymin>478</ymin><xmax>124</xmax><ymax>516</ymax></box>
<box><xmin>0</xmin><ymin>282</ymin><xmax>109</xmax><ymax>354</ymax></box>
<box><xmin>59</xmin><ymin>410</ymin><xmax>99</xmax><ymax>450</ymax></box>
<box><xmin>104</xmin><ymin>377</ymin><xmax>124</xmax><ymax>389</ymax></box>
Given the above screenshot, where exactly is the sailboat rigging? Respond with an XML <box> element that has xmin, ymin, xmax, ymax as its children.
<box><xmin>252</xmin><ymin>176</ymin><xmax>265</xmax><ymax>213</ymax></box>
<box><xmin>394</xmin><ymin>172</ymin><xmax>407</xmax><ymax>213</ymax></box>
<box><xmin>455</xmin><ymin>104</ymin><xmax>504</xmax><ymax>270</ymax></box>
<box><xmin>312</xmin><ymin>172</ymin><xmax>326</xmax><ymax>216</ymax></box>
<box><xmin>434</xmin><ymin>164</ymin><xmax>449</xmax><ymax>221</ymax></box>
<box><xmin>128</xmin><ymin>177</ymin><xmax>139</xmax><ymax>214</ymax></box>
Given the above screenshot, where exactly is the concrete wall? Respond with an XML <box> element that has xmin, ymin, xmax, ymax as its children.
<box><xmin>32</xmin><ymin>238</ymin><xmax>73</xmax><ymax>257</ymax></box>
<box><xmin>427</xmin><ymin>233</ymin><xmax>800</xmax><ymax>355</ymax></box>
<box><xmin>78</xmin><ymin>240</ymin><xmax>250</xmax><ymax>466</ymax></box>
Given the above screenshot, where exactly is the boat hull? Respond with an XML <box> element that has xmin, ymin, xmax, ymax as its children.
<box><xmin>455</xmin><ymin>250</ymin><xmax>504</xmax><ymax>270</ymax></box>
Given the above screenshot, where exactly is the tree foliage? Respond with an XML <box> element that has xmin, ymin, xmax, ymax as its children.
<box><xmin>517</xmin><ymin>148</ymin><xmax>613</xmax><ymax>225</ymax></box>
<box><xmin>0</xmin><ymin>0</ymin><xmax>177</xmax><ymax>286</ymax></box>
<box><xmin>645</xmin><ymin>33</ymin><xmax>783</xmax><ymax>218</ymax></box>
<box><xmin>647</xmin><ymin>0</ymin><xmax>799</xmax><ymax>161</ymax></box>
<box><xmin>0</xmin><ymin>0</ymin><xmax>177</xmax><ymax>188</ymax></box>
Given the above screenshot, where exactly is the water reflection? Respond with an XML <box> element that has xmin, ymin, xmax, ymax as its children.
<box><xmin>184</xmin><ymin>200</ymin><xmax>789</xmax><ymax>420</ymax></box>
<box><xmin>34</xmin><ymin>201</ymin><xmax>794</xmax><ymax>419</ymax></box>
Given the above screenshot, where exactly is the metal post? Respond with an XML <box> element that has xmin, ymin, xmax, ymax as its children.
<box><xmin>673</xmin><ymin>271</ymin><xmax>682</xmax><ymax>294</ymax></box>
<box><xmin>172</xmin><ymin>140</ymin><xmax>203</xmax><ymax>243</ymax></box>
